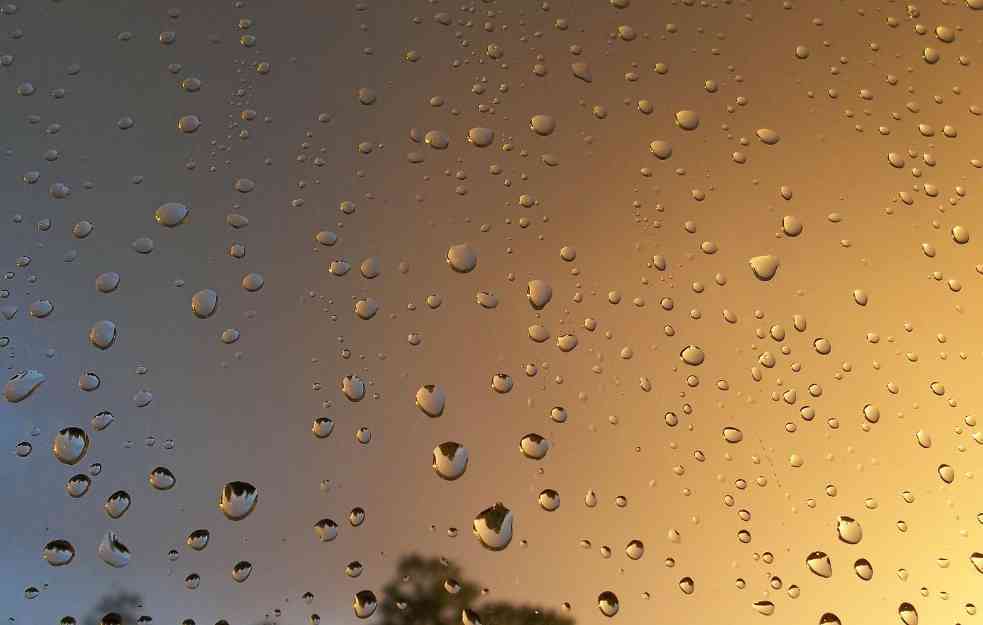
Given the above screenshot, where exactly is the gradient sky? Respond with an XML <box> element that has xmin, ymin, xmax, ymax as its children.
<box><xmin>4</xmin><ymin>1</ymin><xmax>983</xmax><ymax>624</ymax></box>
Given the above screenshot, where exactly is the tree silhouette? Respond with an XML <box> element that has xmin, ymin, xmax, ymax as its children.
<box><xmin>81</xmin><ymin>589</ymin><xmax>143</xmax><ymax>625</ymax></box>
<box><xmin>380</xmin><ymin>554</ymin><xmax>574</xmax><ymax>625</ymax></box>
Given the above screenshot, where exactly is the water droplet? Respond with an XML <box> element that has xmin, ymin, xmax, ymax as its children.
<box><xmin>806</xmin><ymin>551</ymin><xmax>832</xmax><ymax>577</ymax></box>
<box><xmin>42</xmin><ymin>539</ymin><xmax>76</xmax><ymax>566</ymax></box>
<box><xmin>131</xmin><ymin>237</ymin><xmax>154</xmax><ymax>254</ymax></box>
<box><xmin>66</xmin><ymin>474</ymin><xmax>91</xmax><ymax>498</ymax></box>
<box><xmin>312</xmin><ymin>417</ymin><xmax>334</xmax><ymax>438</ymax></box>
<box><xmin>186</xmin><ymin>529</ymin><xmax>210</xmax><ymax>551</ymax></box>
<box><xmin>755</xmin><ymin>128</ymin><xmax>781</xmax><ymax>145</ymax></box>
<box><xmin>154</xmin><ymin>202</ymin><xmax>189</xmax><ymax>227</ymax></box>
<box><xmin>836</xmin><ymin>516</ymin><xmax>863</xmax><ymax>544</ymax></box>
<box><xmin>752</xmin><ymin>601</ymin><xmax>775</xmax><ymax>616</ymax></box>
<box><xmin>95</xmin><ymin>272</ymin><xmax>121</xmax><ymax>293</ymax></box>
<box><xmin>491</xmin><ymin>373</ymin><xmax>513</xmax><ymax>394</ymax></box>
<box><xmin>467</xmin><ymin>127</ymin><xmax>495</xmax><ymax>147</ymax></box>
<box><xmin>446</xmin><ymin>244</ymin><xmax>477</xmax><ymax>273</ymax></box>
<box><xmin>231</xmin><ymin>560</ymin><xmax>252</xmax><ymax>583</ymax></box>
<box><xmin>15</xmin><ymin>441</ymin><xmax>32</xmax><ymax>457</ymax></box>
<box><xmin>680</xmin><ymin>345</ymin><xmax>705</xmax><ymax>366</ymax></box>
<box><xmin>97</xmin><ymin>531</ymin><xmax>131</xmax><ymax>568</ymax></box>
<box><xmin>854</xmin><ymin>558</ymin><xmax>873</xmax><ymax>580</ymax></box>
<box><xmin>432</xmin><ymin>442</ymin><xmax>469</xmax><ymax>480</ymax></box>
<box><xmin>649</xmin><ymin>140</ymin><xmax>673</xmax><ymax>159</ymax></box>
<box><xmin>89</xmin><ymin>320</ymin><xmax>117</xmax><ymax>349</ymax></box>
<box><xmin>530</xmin><ymin>114</ymin><xmax>556</xmax><ymax>136</ymax></box>
<box><xmin>341</xmin><ymin>375</ymin><xmax>366</xmax><ymax>401</ymax></box>
<box><xmin>234</xmin><ymin>178</ymin><xmax>255</xmax><ymax>193</ymax></box>
<box><xmin>597</xmin><ymin>591</ymin><xmax>619</xmax><ymax>617</ymax></box>
<box><xmin>412</xmin><ymin>384</ymin><xmax>445</xmax><ymax>417</ymax></box>
<box><xmin>473</xmin><ymin>503</ymin><xmax>513</xmax><ymax>550</ymax></box>
<box><xmin>4</xmin><ymin>369</ymin><xmax>45</xmax><ymax>402</ymax></box>
<box><xmin>527</xmin><ymin>280</ymin><xmax>552</xmax><ymax>310</ymax></box>
<box><xmin>29</xmin><ymin>299</ymin><xmax>54</xmax><ymax>318</ymax></box>
<box><xmin>241</xmin><ymin>273</ymin><xmax>264</xmax><ymax>292</ymax></box>
<box><xmin>898</xmin><ymin>602</ymin><xmax>918</xmax><ymax>625</ymax></box>
<box><xmin>148</xmin><ymin>466</ymin><xmax>176</xmax><ymax>490</ymax></box>
<box><xmin>538</xmin><ymin>489</ymin><xmax>560</xmax><ymax>511</ymax></box>
<box><xmin>177</xmin><ymin>115</ymin><xmax>200</xmax><ymax>133</ymax></box>
<box><xmin>352</xmin><ymin>590</ymin><xmax>378</xmax><ymax>619</ymax></box>
<box><xmin>105</xmin><ymin>491</ymin><xmax>131</xmax><ymax>519</ymax></box>
<box><xmin>749</xmin><ymin>255</ymin><xmax>780</xmax><ymax>281</ymax></box>
<box><xmin>219</xmin><ymin>481</ymin><xmax>258</xmax><ymax>520</ymax></box>
<box><xmin>314</xmin><ymin>518</ymin><xmax>339</xmax><ymax>542</ymax></box>
<box><xmin>191</xmin><ymin>289</ymin><xmax>218</xmax><ymax>319</ymax></box>
<box><xmin>519</xmin><ymin>433</ymin><xmax>550</xmax><ymax>459</ymax></box>
<box><xmin>348</xmin><ymin>507</ymin><xmax>365</xmax><ymax>527</ymax></box>
<box><xmin>723</xmin><ymin>427</ymin><xmax>744</xmax><ymax>443</ymax></box>
<box><xmin>625</xmin><ymin>540</ymin><xmax>645</xmax><ymax>560</ymax></box>
<box><xmin>674</xmin><ymin>110</ymin><xmax>700</xmax><ymax>130</ymax></box>
<box><xmin>52</xmin><ymin>427</ymin><xmax>89</xmax><ymax>465</ymax></box>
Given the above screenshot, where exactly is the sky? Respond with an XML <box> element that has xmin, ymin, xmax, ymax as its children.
<box><xmin>4</xmin><ymin>1</ymin><xmax>983</xmax><ymax>624</ymax></box>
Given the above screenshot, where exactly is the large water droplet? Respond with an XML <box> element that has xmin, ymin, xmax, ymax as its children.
<box><xmin>52</xmin><ymin>427</ymin><xmax>89</xmax><ymax>465</ymax></box>
<box><xmin>154</xmin><ymin>202</ymin><xmax>189</xmax><ymax>227</ymax></box>
<box><xmin>219</xmin><ymin>481</ymin><xmax>258</xmax><ymax>521</ymax></box>
<box><xmin>530</xmin><ymin>114</ymin><xmax>556</xmax><ymax>136</ymax></box>
<box><xmin>312</xmin><ymin>417</ymin><xmax>334</xmax><ymax>438</ymax></box>
<box><xmin>89</xmin><ymin>320</ymin><xmax>117</xmax><ymax>350</ymax></box>
<box><xmin>416</xmin><ymin>384</ymin><xmax>445</xmax><ymax>417</ymax></box>
<box><xmin>467</xmin><ymin>127</ymin><xmax>495</xmax><ymax>147</ymax></box>
<box><xmin>97</xmin><ymin>531</ymin><xmax>131</xmax><ymax>568</ymax></box>
<box><xmin>4</xmin><ymin>369</ymin><xmax>45</xmax><ymax>402</ymax></box>
<box><xmin>836</xmin><ymin>515</ymin><xmax>863</xmax><ymax>544</ymax></box>
<box><xmin>806</xmin><ymin>551</ymin><xmax>832</xmax><ymax>578</ymax></box>
<box><xmin>66</xmin><ymin>474</ymin><xmax>91</xmax><ymax>498</ymax></box>
<box><xmin>678</xmin><ymin>577</ymin><xmax>695</xmax><ymax>594</ymax></box>
<box><xmin>538</xmin><ymin>489</ymin><xmax>560</xmax><ymax>511</ymax></box>
<box><xmin>473</xmin><ymin>503</ymin><xmax>513</xmax><ymax>550</ymax></box>
<box><xmin>854</xmin><ymin>558</ymin><xmax>873</xmax><ymax>580</ymax></box>
<box><xmin>191</xmin><ymin>289</ymin><xmax>218</xmax><ymax>319</ymax></box>
<box><xmin>148</xmin><ymin>466</ymin><xmax>176</xmax><ymax>490</ymax></box>
<box><xmin>680</xmin><ymin>345</ymin><xmax>705</xmax><ymax>365</ymax></box>
<box><xmin>314</xmin><ymin>518</ymin><xmax>339</xmax><ymax>542</ymax></box>
<box><xmin>723</xmin><ymin>427</ymin><xmax>744</xmax><ymax>443</ymax></box>
<box><xmin>674</xmin><ymin>110</ymin><xmax>700</xmax><ymax>130</ymax></box>
<box><xmin>352</xmin><ymin>590</ymin><xmax>377</xmax><ymax>619</ymax></box>
<box><xmin>446</xmin><ymin>244</ymin><xmax>477</xmax><ymax>273</ymax></box>
<box><xmin>597</xmin><ymin>591</ymin><xmax>619</xmax><ymax>617</ymax></box>
<box><xmin>749</xmin><ymin>255</ymin><xmax>780</xmax><ymax>281</ymax></box>
<box><xmin>432</xmin><ymin>442</ymin><xmax>469</xmax><ymax>480</ymax></box>
<box><xmin>231</xmin><ymin>560</ymin><xmax>252</xmax><ymax>583</ymax></box>
<box><xmin>898</xmin><ymin>602</ymin><xmax>918</xmax><ymax>625</ymax></box>
<box><xmin>752</xmin><ymin>601</ymin><xmax>775</xmax><ymax>616</ymax></box>
<box><xmin>491</xmin><ymin>373</ymin><xmax>513</xmax><ymax>394</ymax></box>
<box><xmin>105</xmin><ymin>491</ymin><xmax>131</xmax><ymax>519</ymax></box>
<box><xmin>519</xmin><ymin>433</ymin><xmax>550</xmax><ymax>459</ymax></box>
<box><xmin>95</xmin><ymin>272</ymin><xmax>121</xmax><ymax>293</ymax></box>
<box><xmin>186</xmin><ymin>529</ymin><xmax>210</xmax><ymax>551</ymax></box>
<box><xmin>526</xmin><ymin>280</ymin><xmax>552</xmax><ymax>310</ymax></box>
<box><xmin>341</xmin><ymin>375</ymin><xmax>366</xmax><ymax>402</ymax></box>
<box><xmin>42</xmin><ymin>539</ymin><xmax>76</xmax><ymax>566</ymax></box>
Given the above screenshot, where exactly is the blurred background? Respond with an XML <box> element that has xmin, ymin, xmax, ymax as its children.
<box><xmin>3</xmin><ymin>1</ymin><xmax>983</xmax><ymax>624</ymax></box>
